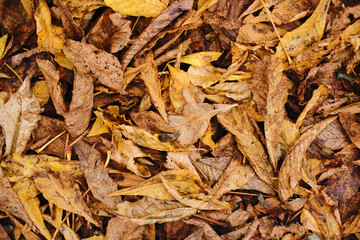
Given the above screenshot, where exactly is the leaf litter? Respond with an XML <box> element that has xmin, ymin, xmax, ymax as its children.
<box><xmin>0</xmin><ymin>0</ymin><xmax>360</xmax><ymax>239</ymax></box>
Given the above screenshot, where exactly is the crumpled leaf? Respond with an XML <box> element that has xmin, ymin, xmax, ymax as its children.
<box><xmin>278</xmin><ymin>116</ymin><xmax>337</xmax><ymax>201</ymax></box>
<box><xmin>86</xmin><ymin>9</ymin><xmax>131</xmax><ymax>53</ymax></box>
<box><xmin>168</xmin><ymin>103</ymin><xmax>237</xmax><ymax>146</ymax></box>
<box><xmin>34</xmin><ymin>0</ymin><xmax>65</xmax><ymax>53</ymax></box>
<box><xmin>181</xmin><ymin>51</ymin><xmax>222</xmax><ymax>67</ymax></box>
<box><xmin>217</xmin><ymin>107</ymin><xmax>275</xmax><ymax>186</ymax></box>
<box><xmin>63</xmin><ymin>39</ymin><xmax>125</xmax><ymax>93</ymax></box>
<box><xmin>104</xmin><ymin>0</ymin><xmax>167</xmax><ymax>18</ymax></box>
<box><xmin>0</xmin><ymin>77</ymin><xmax>41</xmax><ymax>155</ymax></box>
<box><xmin>34</xmin><ymin>168</ymin><xmax>97</xmax><ymax>225</ymax></box>
<box><xmin>211</xmin><ymin>159</ymin><xmax>255</xmax><ymax>198</ymax></box>
<box><xmin>74</xmin><ymin>141</ymin><xmax>121</xmax><ymax>208</ymax></box>
<box><xmin>139</xmin><ymin>51</ymin><xmax>167</xmax><ymax>122</ymax></box>
<box><xmin>276</xmin><ymin>0</ymin><xmax>330</xmax><ymax>61</ymax></box>
<box><xmin>116</xmin><ymin>197</ymin><xmax>197</xmax><ymax>225</ymax></box>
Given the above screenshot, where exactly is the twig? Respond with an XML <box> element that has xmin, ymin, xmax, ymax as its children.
<box><xmin>36</xmin><ymin>131</ymin><xmax>66</xmax><ymax>153</ymax></box>
<box><xmin>4</xmin><ymin>62</ymin><xmax>23</xmax><ymax>82</ymax></box>
<box><xmin>193</xmin><ymin>214</ymin><xmax>228</xmax><ymax>228</ymax></box>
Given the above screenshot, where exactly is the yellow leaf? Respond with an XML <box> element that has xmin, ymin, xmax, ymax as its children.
<box><xmin>32</xmin><ymin>80</ymin><xmax>50</xmax><ymax>106</ymax></box>
<box><xmin>13</xmin><ymin>179</ymin><xmax>52</xmax><ymax>240</ymax></box>
<box><xmin>104</xmin><ymin>0</ymin><xmax>167</xmax><ymax>17</ymax></box>
<box><xmin>34</xmin><ymin>0</ymin><xmax>65</xmax><ymax>53</ymax></box>
<box><xmin>200</xmin><ymin>125</ymin><xmax>215</xmax><ymax>150</ymax></box>
<box><xmin>116</xmin><ymin>197</ymin><xmax>197</xmax><ymax>225</ymax></box>
<box><xmin>87</xmin><ymin>117</ymin><xmax>109</xmax><ymax>137</ymax></box>
<box><xmin>276</xmin><ymin>0</ymin><xmax>330</xmax><ymax>61</ymax></box>
<box><xmin>168</xmin><ymin>65</ymin><xmax>190</xmax><ymax>109</ymax></box>
<box><xmin>181</xmin><ymin>52</ymin><xmax>222</xmax><ymax>67</ymax></box>
<box><xmin>54</xmin><ymin>52</ymin><xmax>74</xmax><ymax>70</ymax></box>
<box><xmin>34</xmin><ymin>169</ymin><xmax>97</xmax><ymax>225</ymax></box>
<box><xmin>0</xmin><ymin>34</ymin><xmax>8</xmax><ymax>59</ymax></box>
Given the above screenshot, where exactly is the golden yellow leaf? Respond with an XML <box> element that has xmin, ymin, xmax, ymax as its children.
<box><xmin>54</xmin><ymin>52</ymin><xmax>74</xmax><ymax>70</ymax></box>
<box><xmin>116</xmin><ymin>197</ymin><xmax>197</xmax><ymax>225</ymax></box>
<box><xmin>34</xmin><ymin>0</ymin><xmax>65</xmax><ymax>53</ymax></box>
<box><xmin>0</xmin><ymin>34</ymin><xmax>8</xmax><ymax>59</ymax></box>
<box><xmin>32</xmin><ymin>80</ymin><xmax>50</xmax><ymax>106</ymax></box>
<box><xmin>34</xmin><ymin>169</ymin><xmax>97</xmax><ymax>225</ymax></box>
<box><xmin>276</xmin><ymin>0</ymin><xmax>330</xmax><ymax>61</ymax></box>
<box><xmin>160</xmin><ymin>176</ymin><xmax>230</xmax><ymax>210</ymax></box>
<box><xmin>168</xmin><ymin>65</ymin><xmax>190</xmax><ymax>109</ymax></box>
<box><xmin>13</xmin><ymin>179</ymin><xmax>52</xmax><ymax>240</ymax></box>
<box><xmin>200</xmin><ymin>125</ymin><xmax>215</xmax><ymax>150</ymax></box>
<box><xmin>280</xmin><ymin>119</ymin><xmax>300</xmax><ymax>153</ymax></box>
<box><xmin>211</xmin><ymin>160</ymin><xmax>255</xmax><ymax>198</ymax></box>
<box><xmin>104</xmin><ymin>0</ymin><xmax>167</xmax><ymax>17</ymax></box>
<box><xmin>278</xmin><ymin>116</ymin><xmax>337</xmax><ymax>201</ymax></box>
<box><xmin>87</xmin><ymin>117</ymin><xmax>109</xmax><ymax>137</ymax></box>
<box><xmin>181</xmin><ymin>52</ymin><xmax>222</xmax><ymax>67</ymax></box>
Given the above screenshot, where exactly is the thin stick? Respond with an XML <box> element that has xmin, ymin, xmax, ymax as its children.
<box><xmin>286</xmin><ymin>209</ymin><xmax>302</xmax><ymax>225</ymax></box>
<box><xmin>36</xmin><ymin>131</ymin><xmax>66</xmax><ymax>153</ymax></box>
<box><xmin>229</xmin><ymin>191</ymin><xmax>278</xmax><ymax>198</ymax></box>
<box><xmin>131</xmin><ymin>16</ymin><xmax>140</xmax><ymax>32</ymax></box>
<box><xmin>4</xmin><ymin>63</ymin><xmax>23</xmax><ymax>82</ymax></box>
<box><xmin>260</xmin><ymin>0</ymin><xmax>292</xmax><ymax>64</ymax></box>
<box><xmin>193</xmin><ymin>214</ymin><xmax>228</xmax><ymax>228</ymax></box>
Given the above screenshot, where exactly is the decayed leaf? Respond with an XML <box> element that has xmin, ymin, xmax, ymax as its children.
<box><xmin>301</xmin><ymin>194</ymin><xmax>342</xmax><ymax>239</ymax></box>
<box><xmin>339</xmin><ymin>113</ymin><xmax>360</xmax><ymax>148</ymax></box>
<box><xmin>211</xmin><ymin>159</ymin><xmax>255</xmax><ymax>198</ymax></box>
<box><xmin>86</xmin><ymin>9</ymin><xmax>131</xmax><ymax>53</ymax></box>
<box><xmin>276</xmin><ymin>0</ymin><xmax>330</xmax><ymax>61</ymax></box>
<box><xmin>13</xmin><ymin>179</ymin><xmax>51</xmax><ymax>240</ymax></box>
<box><xmin>34</xmin><ymin>0</ymin><xmax>65</xmax><ymax>53</ymax></box>
<box><xmin>120</xmin><ymin>0</ymin><xmax>194</xmax><ymax>71</ymax></box>
<box><xmin>181</xmin><ymin>51</ymin><xmax>222</xmax><ymax>67</ymax></box>
<box><xmin>0</xmin><ymin>168</ymin><xmax>35</xmax><ymax>231</ymax></box>
<box><xmin>265</xmin><ymin>56</ymin><xmax>291</xmax><ymax>169</ymax></box>
<box><xmin>105</xmin><ymin>216</ymin><xmax>155</xmax><ymax>240</ymax></box>
<box><xmin>160</xmin><ymin>175</ymin><xmax>230</xmax><ymax>210</ymax></box>
<box><xmin>34</xmin><ymin>168</ymin><xmax>97</xmax><ymax>225</ymax></box>
<box><xmin>74</xmin><ymin>141</ymin><xmax>120</xmax><ymax>208</ymax></box>
<box><xmin>217</xmin><ymin>107</ymin><xmax>275</xmax><ymax>186</ymax></box>
<box><xmin>111</xmin><ymin>128</ymin><xmax>151</xmax><ymax>177</ymax></box>
<box><xmin>116</xmin><ymin>197</ymin><xmax>197</xmax><ymax>225</ymax></box>
<box><xmin>278</xmin><ymin>116</ymin><xmax>337</xmax><ymax>201</ymax></box>
<box><xmin>139</xmin><ymin>51</ymin><xmax>167</xmax><ymax>122</ymax></box>
<box><xmin>168</xmin><ymin>103</ymin><xmax>236</xmax><ymax>146</ymax></box>
<box><xmin>105</xmin><ymin>0</ymin><xmax>167</xmax><ymax>18</ymax></box>
<box><xmin>0</xmin><ymin>77</ymin><xmax>41</xmax><ymax>155</ymax></box>
<box><xmin>63</xmin><ymin>39</ymin><xmax>125</xmax><ymax>93</ymax></box>
<box><xmin>237</xmin><ymin>23</ymin><xmax>287</xmax><ymax>44</ymax></box>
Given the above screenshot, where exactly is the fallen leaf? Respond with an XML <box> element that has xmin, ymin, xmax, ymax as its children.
<box><xmin>130</xmin><ymin>111</ymin><xmax>174</xmax><ymax>134</ymax></box>
<box><xmin>74</xmin><ymin>141</ymin><xmax>121</xmax><ymax>208</ymax></box>
<box><xmin>181</xmin><ymin>51</ymin><xmax>222</xmax><ymax>67</ymax></box>
<box><xmin>184</xmin><ymin>219</ymin><xmax>222</xmax><ymax>240</ymax></box>
<box><xmin>165</xmin><ymin>151</ymin><xmax>200</xmax><ymax>177</ymax></box>
<box><xmin>339</xmin><ymin>113</ymin><xmax>360</xmax><ymax>148</ymax></box>
<box><xmin>32</xmin><ymin>80</ymin><xmax>50</xmax><ymax>106</ymax></box>
<box><xmin>34</xmin><ymin>0</ymin><xmax>65</xmax><ymax>53</ymax></box>
<box><xmin>104</xmin><ymin>0</ymin><xmax>167</xmax><ymax>18</ymax></box>
<box><xmin>168</xmin><ymin>65</ymin><xmax>190</xmax><ymax>109</ymax></box>
<box><xmin>278</xmin><ymin>116</ymin><xmax>337</xmax><ymax>201</ymax></box>
<box><xmin>63</xmin><ymin>39</ymin><xmax>125</xmax><ymax>93</ymax></box>
<box><xmin>0</xmin><ymin>77</ymin><xmax>41</xmax><ymax>155</ymax></box>
<box><xmin>0</xmin><ymin>34</ymin><xmax>8</xmax><ymax>58</ymax></box>
<box><xmin>34</xmin><ymin>168</ymin><xmax>97</xmax><ymax>225</ymax></box>
<box><xmin>116</xmin><ymin>197</ymin><xmax>197</xmax><ymax>225</ymax></box>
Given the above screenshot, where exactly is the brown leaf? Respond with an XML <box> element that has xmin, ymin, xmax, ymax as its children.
<box><xmin>130</xmin><ymin>111</ymin><xmax>174</xmax><ymax>134</ymax></box>
<box><xmin>86</xmin><ymin>9</ymin><xmax>131</xmax><ymax>53</ymax></box>
<box><xmin>63</xmin><ymin>39</ymin><xmax>125</xmax><ymax>93</ymax></box>
<box><xmin>34</xmin><ymin>168</ymin><xmax>97</xmax><ymax>225</ymax></box>
<box><xmin>217</xmin><ymin>106</ymin><xmax>275</xmax><ymax>186</ymax></box>
<box><xmin>74</xmin><ymin>141</ymin><xmax>121</xmax><ymax>208</ymax></box>
<box><xmin>184</xmin><ymin>219</ymin><xmax>222</xmax><ymax>240</ymax></box>
<box><xmin>120</xmin><ymin>0</ymin><xmax>194</xmax><ymax>72</ymax></box>
<box><xmin>339</xmin><ymin>113</ymin><xmax>360</xmax><ymax>148</ymax></box>
<box><xmin>0</xmin><ymin>76</ymin><xmax>41</xmax><ymax>155</ymax></box>
<box><xmin>278</xmin><ymin>116</ymin><xmax>337</xmax><ymax>201</ymax></box>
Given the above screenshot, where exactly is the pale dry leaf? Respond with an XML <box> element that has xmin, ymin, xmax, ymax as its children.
<box><xmin>168</xmin><ymin>103</ymin><xmax>237</xmax><ymax>146</ymax></box>
<box><xmin>34</xmin><ymin>168</ymin><xmax>97</xmax><ymax>225</ymax></box>
<box><xmin>184</xmin><ymin>219</ymin><xmax>222</xmax><ymax>240</ymax></box>
<box><xmin>130</xmin><ymin>111</ymin><xmax>174</xmax><ymax>134</ymax></box>
<box><xmin>211</xmin><ymin>159</ymin><xmax>255</xmax><ymax>198</ymax></box>
<box><xmin>116</xmin><ymin>197</ymin><xmax>197</xmax><ymax>225</ymax></box>
<box><xmin>165</xmin><ymin>151</ymin><xmax>200</xmax><ymax>178</ymax></box>
<box><xmin>74</xmin><ymin>141</ymin><xmax>121</xmax><ymax>208</ymax></box>
<box><xmin>217</xmin><ymin>107</ymin><xmax>275</xmax><ymax>186</ymax></box>
<box><xmin>278</xmin><ymin>116</ymin><xmax>337</xmax><ymax>201</ymax></box>
<box><xmin>0</xmin><ymin>76</ymin><xmax>41</xmax><ymax>155</ymax></box>
<box><xmin>63</xmin><ymin>39</ymin><xmax>125</xmax><ymax>93</ymax></box>
<box><xmin>138</xmin><ymin>51</ymin><xmax>168</xmax><ymax>122</ymax></box>
<box><xmin>193</xmin><ymin>157</ymin><xmax>231</xmax><ymax>182</ymax></box>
